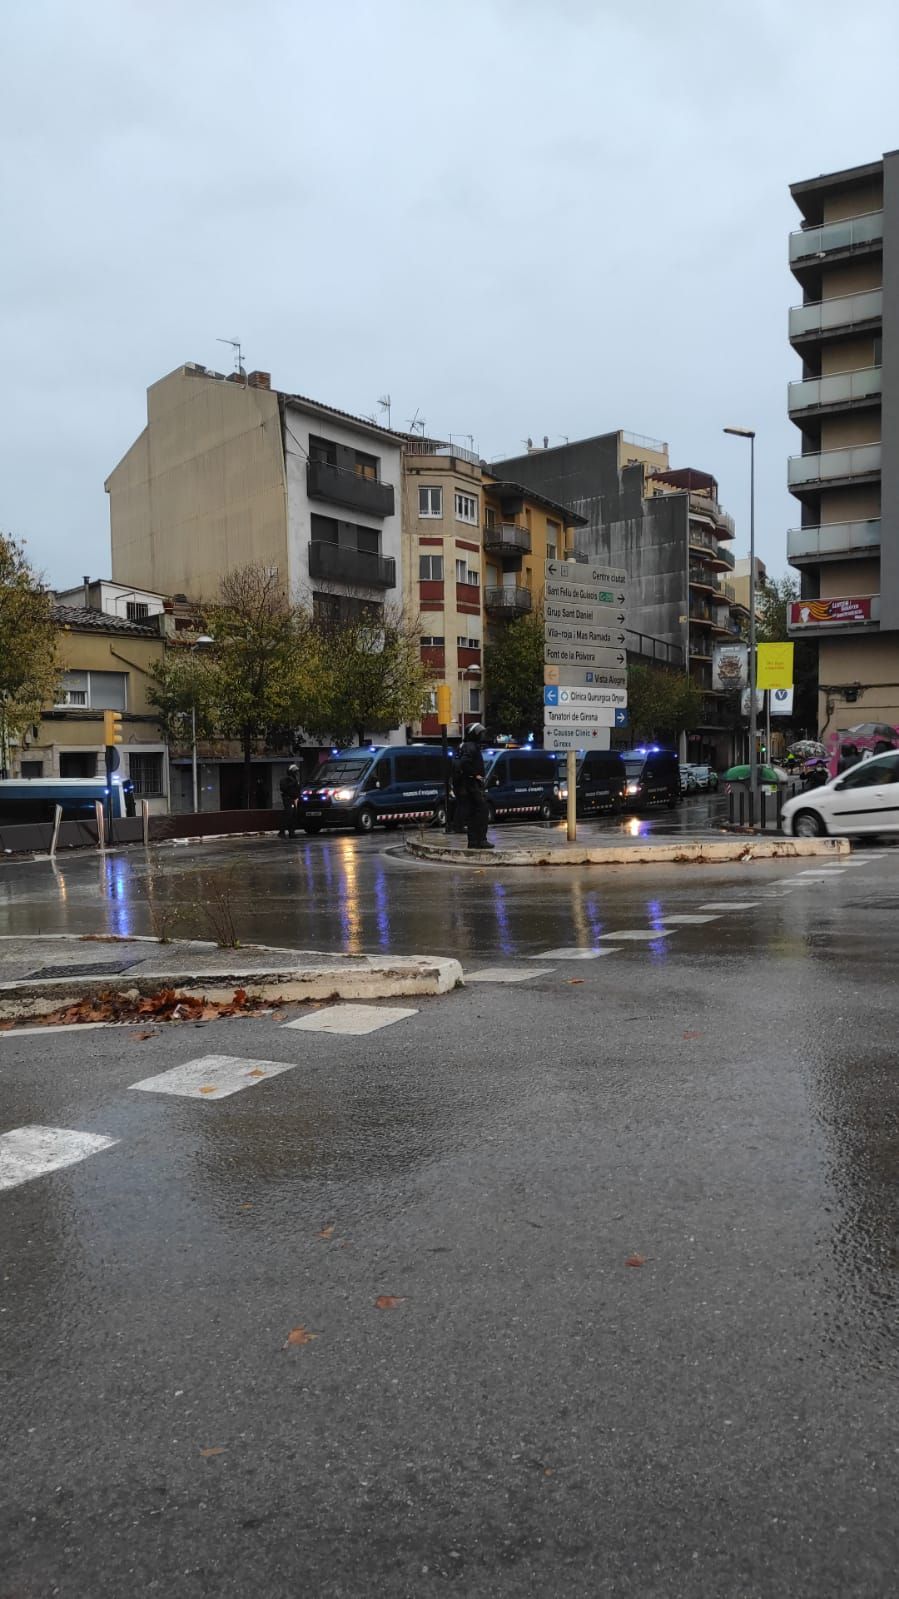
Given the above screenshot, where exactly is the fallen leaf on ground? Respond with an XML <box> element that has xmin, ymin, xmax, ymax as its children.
<box><xmin>625</xmin><ymin>1254</ymin><xmax>647</xmax><ymax>1268</ymax></box>
<box><xmin>245</xmin><ymin>1067</ymin><xmax>266</xmax><ymax>1078</ymax></box>
<box><xmin>283</xmin><ymin>1325</ymin><xmax>318</xmax><ymax>1347</ymax></box>
<box><xmin>566</xmin><ymin>979</ymin><xmax>585</xmax><ymax>985</ymax></box>
<box><xmin>199</xmin><ymin>1446</ymin><xmax>225</xmax><ymax>1458</ymax></box>
<box><xmin>240</xmin><ymin>1203</ymin><xmax>253</xmax><ymax>1210</ymax></box>
<box><xmin>682</xmin><ymin>1030</ymin><xmax>703</xmax><ymax>1040</ymax></box>
<box><xmin>318</xmin><ymin>1225</ymin><xmax>335</xmax><ymax>1239</ymax></box>
<box><xmin>375</xmin><ymin>1295</ymin><xmax>406</xmax><ymax>1310</ymax></box>
<box><xmin>198</xmin><ymin>1085</ymin><xmax>218</xmax><ymax>1095</ymax></box>
<box><xmin>134</xmin><ymin>1030</ymin><xmax>157</xmax><ymax>1041</ymax></box>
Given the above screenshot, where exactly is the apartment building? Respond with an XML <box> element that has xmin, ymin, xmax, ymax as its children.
<box><xmin>106</xmin><ymin>363</ymin><xmax>404</xmax><ymax>634</ymax></box>
<box><xmin>481</xmin><ymin>475</ymin><xmax>586</xmax><ymax>630</ymax></box>
<box><xmin>787</xmin><ymin>152</ymin><xmax>899</xmax><ymax>732</ymax></box>
<box><xmin>490</xmin><ymin>433</ymin><xmax>740</xmax><ymax>763</ymax></box>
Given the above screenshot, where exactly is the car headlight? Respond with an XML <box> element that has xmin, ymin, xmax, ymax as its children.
<box><xmin>626</xmin><ymin>782</ymin><xmax>640</xmax><ymax>795</ymax></box>
<box><xmin>334</xmin><ymin>787</ymin><xmax>356</xmax><ymax>802</ymax></box>
<box><xmin>556</xmin><ymin>785</ymin><xmax>568</xmax><ymax>799</ymax></box>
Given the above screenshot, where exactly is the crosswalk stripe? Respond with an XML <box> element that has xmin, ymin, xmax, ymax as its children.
<box><xmin>283</xmin><ymin>1004</ymin><xmax>418</xmax><ymax>1035</ymax></box>
<box><xmin>656</xmin><ymin>914</ymin><xmax>721</xmax><ymax>924</ymax></box>
<box><xmin>129</xmin><ymin>1054</ymin><xmax>299</xmax><ymax>1100</ymax></box>
<box><xmin>0</xmin><ymin>1125</ymin><xmax>118</xmax><ymax>1192</ymax></box>
<box><xmin>466</xmin><ymin>967</ymin><xmax>555</xmax><ymax>982</ymax></box>
<box><xmin>531</xmin><ymin>947</ymin><xmax>618</xmax><ymax>960</ymax></box>
<box><xmin>598</xmin><ymin>928</ymin><xmax>674</xmax><ymax>941</ymax></box>
<box><xmin>697</xmin><ymin>902</ymin><xmax>760</xmax><ymax>911</ymax></box>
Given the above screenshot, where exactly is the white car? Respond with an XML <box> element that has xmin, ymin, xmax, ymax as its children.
<box><xmin>781</xmin><ymin>749</ymin><xmax>899</xmax><ymax>838</ymax></box>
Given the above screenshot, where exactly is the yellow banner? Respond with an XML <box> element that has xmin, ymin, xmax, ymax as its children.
<box><xmin>757</xmin><ymin>642</ymin><xmax>794</xmax><ymax>690</ymax></box>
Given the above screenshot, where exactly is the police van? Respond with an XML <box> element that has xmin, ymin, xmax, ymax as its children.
<box><xmin>621</xmin><ymin>747</ymin><xmax>681</xmax><ymax>809</ymax></box>
<box><xmin>572</xmin><ymin>750</ymin><xmax>627</xmax><ymax>816</ymax></box>
<box><xmin>0</xmin><ymin>776</ymin><xmax>130</xmax><ymax>825</ymax></box>
<box><xmin>298</xmin><ymin>745</ymin><xmax>449</xmax><ymax>834</ymax></box>
<box><xmin>483</xmin><ymin>748</ymin><xmax>564</xmax><ymax>822</ymax></box>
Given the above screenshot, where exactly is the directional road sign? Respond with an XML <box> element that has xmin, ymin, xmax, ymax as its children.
<box><xmin>543</xmin><ymin>728</ymin><xmax>611</xmax><ymax>752</ymax></box>
<box><xmin>544</xmin><ymin>642</ymin><xmax>627</xmax><ymax>669</ymax></box>
<box><xmin>544</xmin><ymin>599</ymin><xmax>628</xmax><ymax>628</ymax></box>
<box><xmin>544</xmin><ymin>705</ymin><xmax>629</xmax><ymax>730</ymax></box>
<box><xmin>544</xmin><ymin>577</ymin><xmax>628</xmax><ymax>608</ymax></box>
<box><xmin>545</xmin><ymin>560</ymin><xmax>627</xmax><ymax>588</ymax></box>
<box><xmin>545</xmin><ymin>622</ymin><xmax>627</xmax><ymax>650</ymax></box>
<box><xmin>544</xmin><ymin>685</ymin><xmax>628</xmax><ymax>710</ymax></box>
<box><xmin>544</xmin><ymin>665</ymin><xmax>627</xmax><ymax>688</ymax></box>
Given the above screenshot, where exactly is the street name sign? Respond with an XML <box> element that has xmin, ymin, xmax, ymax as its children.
<box><xmin>544</xmin><ymin>599</ymin><xmax>627</xmax><ymax>627</ymax></box>
<box><xmin>545</xmin><ymin>561</ymin><xmax>627</xmax><ymax>588</ymax></box>
<box><xmin>544</xmin><ymin>577</ymin><xmax>627</xmax><ymax>607</ymax></box>
<box><xmin>544</xmin><ymin>641</ymin><xmax>627</xmax><ymax>669</ymax></box>
<box><xmin>544</xmin><ymin>685</ymin><xmax>628</xmax><ymax>710</ymax></box>
<box><xmin>544</xmin><ymin>665</ymin><xmax>627</xmax><ymax>689</ymax></box>
<box><xmin>545</xmin><ymin>621</ymin><xmax>627</xmax><ymax>649</ymax></box>
<box><xmin>544</xmin><ymin>728</ymin><xmax>611</xmax><ymax>752</ymax></box>
<box><xmin>544</xmin><ymin>705</ymin><xmax>629</xmax><ymax>730</ymax></box>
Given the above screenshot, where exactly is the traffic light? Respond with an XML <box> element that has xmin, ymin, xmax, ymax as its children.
<box><xmin>436</xmin><ymin>684</ymin><xmax>452</xmax><ymax>726</ymax></box>
<box><xmin>103</xmin><ymin>710</ymin><xmax>123</xmax><ymax>746</ymax></box>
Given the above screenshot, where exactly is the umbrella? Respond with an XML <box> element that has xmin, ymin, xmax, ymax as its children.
<box><xmin>722</xmin><ymin>764</ymin><xmax>784</xmax><ymax>784</ymax></box>
<box><xmin>789</xmin><ymin>739</ymin><xmax>826</xmax><ymax>758</ymax></box>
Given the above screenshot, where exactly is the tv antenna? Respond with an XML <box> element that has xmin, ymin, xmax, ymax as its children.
<box><xmin>406</xmin><ymin>406</ymin><xmax>426</xmax><ymax>436</ymax></box>
<box><xmin>217</xmin><ymin>337</ymin><xmax>246</xmax><ymax>381</ymax></box>
<box><xmin>378</xmin><ymin>393</ymin><xmax>392</xmax><ymax>428</ymax></box>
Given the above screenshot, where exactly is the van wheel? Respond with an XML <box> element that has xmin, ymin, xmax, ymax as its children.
<box><xmin>539</xmin><ymin>799</ymin><xmax>553</xmax><ymax>821</ymax></box>
<box><xmin>431</xmin><ymin>804</ymin><xmax>447</xmax><ymax>829</ymax></box>
<box><xmin>383</xmin><ymin>819</ymin><xmax>400</xmax><ymax>831</ymax></box>
<box><xmin>354</xmin><ymin>806</ymin><xmax>376</xmax><ymax>834</ymax></box>
<box><xmin>794</xmin><ymin>809</ymin><xmax>825</xmax><ymax>839</ymax></box>
<box><xmin>303</xmin><ymin>822</ymin><xmax>322</xmax><ymax>835</ymax></box>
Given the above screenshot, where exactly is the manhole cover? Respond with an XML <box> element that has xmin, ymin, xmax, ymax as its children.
<box><xmin>23</xmin><ymin>959</ymin><xmax>143</xmax><ymax>980</ymax></box>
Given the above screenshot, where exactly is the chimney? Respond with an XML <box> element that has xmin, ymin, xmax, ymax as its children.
<box><xmin>248</xmin><ymin>370</ymin><xmax>271</xmax><ymax>390</ymax></box>
<box><xmin>543</xmin><ymin>435</ymin><xmax>549</xmax><ymax>449</ymax></box>
<box><xmin>82</xmin><ymin>575</ymin><xmax>91</xmax><ymax>609</ymax></box>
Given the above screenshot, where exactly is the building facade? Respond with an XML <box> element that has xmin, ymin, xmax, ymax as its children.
<box><xmin>787</xmin><ymin>152</ymin><xmax>899</xmax><ymax>734</ymax></box>
<box><xmin>13</xmin><ymin>606</ymin><xmax>169</xmax><ymax>812</ymax></box>
<box><xmin>490</xmin><ymin>433</ymin><xmax>740</xmax><ymax>763</ymax></box>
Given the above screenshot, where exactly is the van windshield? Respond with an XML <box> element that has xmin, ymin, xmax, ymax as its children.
<box><xmin>312</xmin><ymin>759</ymin><xmax>372</xmax><ymax>785</ymax></box>
<box><xmin>623</xmin><ymin>759</ymin><xmax>645</xmax><ymax>777</ymax></box>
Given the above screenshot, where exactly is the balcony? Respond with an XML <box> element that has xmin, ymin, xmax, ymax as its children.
<box><xmin>688</xmin><ymin>493</ymin><xmax>735</xmax><ymax>540</ymax></box>
<box><xmin>485</xmin><ymin>585</ymin><xmax>532</xmax><ymax>618</ymax></box>
<box><xmin>689</xmin><ymin>565</ymin><xmax>719</xmax><ymax>593</ymax></box>
<box><xmin>789</xmin><ymin>210</ymin><xmax>883</xmax><ymax>266</ymax></box>
<box><xmin>788</xmin><ymin>366</ymin><xmax>882</xmax><ymax>418</ymax></box>
<box><xmin>788</xmin><ymin>442</ymin><xmax>881</xmax><ymax>491</ymax></box>
<box><xmin>688</xmin><ymin>527</ymin><xmax>736</xmax><ymax>569</ymax></box>
<box><xmin>483</xmin><ymin>522</ymin><xmax>531</xmax><ymax>558</ymax></box>
<box><xmin>306</xmin><ymin>458</ymin><xmax>395</xmax><ymax>518</ymax></box>
<box><xmin>787</xmin><ymin>519</ymin><xmax>881</xmax><ymax>565</ymax></box>
<box><xmin>789</xmin><ymin>288</ymin><xmax>882</xmax><ymax>344</ymax></box>
<box><xmin>308</xmin><ymin>540</ymin><xmax>396</xmax><ymax>589</ymax></box>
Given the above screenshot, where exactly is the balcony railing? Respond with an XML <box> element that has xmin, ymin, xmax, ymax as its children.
<box><xmin>306</xmin><ymin>459</ymin><xmax>395</xmax><ymax>518</ymax></box>
<box><xmin>308</xmin><ymin>540</ymin><xmax>396</xmax><ymax>589</ymax></box>
<box><xmin>788</xmin><ymin>366</ymin><xmax>882</xmax><ymax>416</ymax></box>
<box><xmin>484</xmin><ymin>585</ymin><xmax>532</xmax><ymax>617</ymax></box>
<box><xmin>689</xmin><ymin>565</ymin><xmax>718</xmax><ymax>591</ymax></box>
<box><xmin>787</xmin><ymin>519</ymin><xmax>881</xmax><ymax>563</ymax></box>
<box><xmin>788</xmin><ymin>442</ymin><xmax>881</xmax><ymax>488</ymax></box>
<box><xmin>789</xmin><ymin>288</ymin><xmax>882</xmax><ymax>341</ymax></box>
<box><xmin>789</xmin><ymin>210</ymin><xmax>883</xmax><ymax>265</ymax></box>
<box><xmin>688</xmin><ymin>527</ymin><xmax>736</xmax><ymax>568</ymax></box>
<box><xmin>482</xmin><ymin>522</ymin><xmax>531</xmax><ymax>557</ymax></box>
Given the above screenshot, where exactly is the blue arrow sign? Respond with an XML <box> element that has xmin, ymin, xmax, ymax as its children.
<box><xmin>614</xmin><ymin>707</ymin><xmax>629</xmax><ymax>727</ymax></box>
<box><xmin>544</xmin><ymin>685</ymin><xmax>559</xmax><ymax>706</ymax></box>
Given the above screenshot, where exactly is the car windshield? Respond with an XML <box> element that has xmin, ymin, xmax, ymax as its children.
<box><xmin>311</xmin><ymin>759</ymin><xmax>371</xmax><ymax>785</ymax></box>
<box><xmin>624</xmin><ymin>759</ymin><xmax>644</xmax><ymax>777</ymax></box>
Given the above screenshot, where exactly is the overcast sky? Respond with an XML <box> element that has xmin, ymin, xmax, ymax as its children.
<box><xmin>3</xmin><ymin>0</ymin><xmax>898</xmax><ymax>589</ymax></box>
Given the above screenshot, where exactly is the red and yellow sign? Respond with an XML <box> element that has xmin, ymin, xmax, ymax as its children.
<box><xmin>789</xmin><ymin>597</ymin><xmax>872</xmax><ymax>627</ymax></box>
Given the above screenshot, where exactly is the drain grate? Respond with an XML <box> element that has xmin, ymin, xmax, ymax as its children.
<box><xmin>23</xmin><ymin>959</ymin><xmax>143</xmax><ymax>981</ymax></box>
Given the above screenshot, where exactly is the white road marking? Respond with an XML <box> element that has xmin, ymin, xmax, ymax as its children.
<box><xmin>531</xmin><ymin>947</ymin><xmax>618</xmax><ymax>960</ymax></box>
<box><xmin>656</xmin><ymin>914</ymin><xmax>721</xmax><ymax>924</ymax></box>
<box><xmin>130</xmin><ymin>1054</ymin><xmax>299</xmax><ymax>1100</ymax></box>
<box><xmin>0</xmin><ymin>1125</ymin><xmax>118</xmax><ymax>1192</ymax></box>
<box><xmin>0</xmin><ymin>1022</ymin><xmax>114</xmax><ymax>1038</ymax></box>
<box><xmin>599</xmin><ymin>928</ymin><xmax>674</xmax><ymax>941</ymax></box>
<box><xmin>796</xmin><ymin>868</ymin><xmax>846</xmax><ymax>877</ymax></box>
<box><xmin>283</xmin><ymin>1004</ymin><xmax>418</xmax><ymax>1035</ymax></box>
<box><xmin>698</xmin><ymin>903</ymin><xmax>760</xmax><ymax>912</ymax></box>
<box><xmin>466</xmin><ymin>967</ymin><xmax>555</xmax><ymax>982</ymax></box>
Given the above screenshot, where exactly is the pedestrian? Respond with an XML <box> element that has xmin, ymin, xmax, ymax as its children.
<box><xmin>449</xmin><ymin>745</ymin><xmax>469</xmax><ymax>834</ymax></box>
<box><xmin>456</xmin><ymin>723</ymin><xmax>494</xmax><ymax>850</ymax></box>
<box><xmin>278</xmin><ymin>763</ymin><xmax>301</xmax><ymax>838</ymax></box>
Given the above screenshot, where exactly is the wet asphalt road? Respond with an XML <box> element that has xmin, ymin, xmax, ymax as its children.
<box><xmin>1</xmin><ymin>827</ymin><xmax>898</xmax><ymax>1597</ymax></box>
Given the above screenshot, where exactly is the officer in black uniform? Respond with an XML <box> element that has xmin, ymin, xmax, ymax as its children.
<box><xmin>456</xmin><ymin>723</ymin><xmax>493</xmax><ymax>850</ymax></box>
<box><xmin>278</xmin><ymin>764</ymin><xmax>301</xmax><ymax>838</ymax></box>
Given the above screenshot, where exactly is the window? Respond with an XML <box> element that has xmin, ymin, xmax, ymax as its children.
<box><xmin>546</xmin><ymin>518</ymin><xmax>561</xmax><ymax>559</ymax></box>
<box><xmin>455</xmin><ymin>491</ymin><xmax>478</xmax><ymax>525</ymax></box>
<box><xmin>874</xmin><ymin>336</ymin><xmax>883</xmax><ymax>365</ymax></box>
<box><xmin>456</xmin><ymin>560</ymin><xmax>479</xmax><ymax>586</ymax></box>
<box><xmin>129</xmin><ymin>752</ymin><xmax>164</xmax><ymax>796</ymax></box>
<box><xmin>55</xmin><ymin>670</ymin><xmax>127</xmax><ymax>710</ymax></box>
<box><xmin>311</xmin><ymin>512</ymin><xmax>339</xmax><ymax>544</ymax></box>
<box><xmin>126</xmin><ymin>600</ymin><xmax>149</xmax><ymax>621</ymax></box>
<box><xmin>427</xmin><ymin>690</ymin><xmax>438</xmax><ymax>712</ymax></box>
<box><xmin>419</xmin><ymin>486</ymin><xmax>443</xmax><ymax>518</ymax></box>
<box><xmin>457</xmin><ymin>636</ymin><xmax>480</xmax><ymax>650</ymax></box>
<box><xmin>839</xmin><ymin>754</ymin><xmax>899</xmax><ymax>788</ymax></box>
<box><xmin>356</xmin><ymin>525</ymin><xmax>380</xmax><ymax>555</ymax></box>
<box><xmin>508</xmin><ymin>754</ymin><xmax>554</xmax><ymax>781</ymax></box>
<box><xmin>354</xmin><ymin>449</ymin><xmax>378</xmax><ymax>481</ymax></box>
<box><xmin>468</xmin><ymin>687</ymin><xmax>481</xmax><ymax>713</ymax></box>
<box><xmin>421</xmin><ymin>635</ymin><xmax>445</xmax><ymax>647</ymax></box>
<box><xmin>20</xmin><ymin>760</ymin><xmax>43</xmax><ymax>777</ymax></box>
<box><xmin>419</xmin><ymin>554</ymin><xmax>444</xmax><ymax>581</ymax></box>
<box><xmin>309</xmin><ymin>435</ymin><xmax>337</xmax><ymax>466</ymax></box>
<box><xmin>546</xmin><ymin>543</ymin><xmax>556</xmax><ymax>560</ymax></box>
<box><xmin>60</xmin><ymin>752</ymin><xmax>97</xmax><ymax>778</ymax></box>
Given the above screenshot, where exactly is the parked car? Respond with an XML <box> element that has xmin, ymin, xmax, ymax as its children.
<box><xmin>781</xmin><ymin>749</ymin><xmax>899</xmax><ymax>838</ymax></box>
<box><xmin>684</xmin><ymin>763</ymin><xmax>718</xmax><ymax>793</ymax></box>
<box><xmin>621</xmin><ymin>748</ymin><xmax>681</xmax><ymax>809</ymax></box>
<box><xmin>680</xmin><ymin>764</ymin><xmax>700</xmax><ymax>794</ymax></box>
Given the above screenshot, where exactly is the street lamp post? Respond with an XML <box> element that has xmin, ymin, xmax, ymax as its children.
<box><xmin>723</xmin><ymin>427</ymin><xmax>757</xmax><ymax>816</ymax></box>
<box><xmin>189</xmin><ymin>635</ymin><xmax>214</xmax><ymax>813</ymax></box>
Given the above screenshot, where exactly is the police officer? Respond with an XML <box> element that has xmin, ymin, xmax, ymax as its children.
<box><xmin>456</xmin><ymin>723</ymin><xmax>493</xmax><ymax>850</ymax></box>
<box><xmin>278</xmin><ymin>763</ymin><xmax>301</xmax><ymax>838</ymax></box>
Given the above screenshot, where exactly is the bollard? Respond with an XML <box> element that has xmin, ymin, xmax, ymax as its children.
<box><xmin>94</xmin><ymin>799</ymin><xmax>106</xmax><ymax>851</ymax></box>
<box><xmin>748</xmin><ymin>790</ymin><xmax>755</xmax><ymax>828</ymax></box>
<box><xmin>49</xmin><ymin>803</ymin><xmax>63</xmax><ymax>858</ymax></box>
<box><xmin>760</xmin><ymin>790</ymin><xmax>767</xmax><ymax>831</ymax></box>
<box><xmin>141</xmin><ymin>799</ymin><xmax>150</xmax><ymax>848</ymax></box>
<box><xmin>738</xmin><ymin>789</ymin><xmax>745</xmax><ymax>826</ymax></box>
<box><xmin>728</xmin><ymin>788</ymin><xmax>735</xmax><ymax>825</ymax></box>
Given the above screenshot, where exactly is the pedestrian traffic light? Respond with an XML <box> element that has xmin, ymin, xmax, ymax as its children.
<box><xmin>436</xmin><ymin>684</ymin><xmax>452</xmax><ymax>726</ymax></box>
<box><xmin>104</xmin><ymin>710</ymin><xmax>123</xmax><ymax>746</ymax></box>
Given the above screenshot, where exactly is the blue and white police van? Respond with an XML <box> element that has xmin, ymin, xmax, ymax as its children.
<box><xmin>298</xmin><ymin>745</ymin><xmax>450</xmax><ymax>834</ymax></box>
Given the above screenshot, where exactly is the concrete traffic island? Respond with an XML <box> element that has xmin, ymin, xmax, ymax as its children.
<box><xmin>0</xmin><ymin>935</ymin><xmax>463</xmax><ymax>1024</ymax></box>
<box><xmin>406</xmin><ymin>829</ymin><xmax>850</xmax><ymax>867</ymax></box>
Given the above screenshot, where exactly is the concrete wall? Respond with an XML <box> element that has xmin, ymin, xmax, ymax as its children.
<box><xmin>819</xmin><ymin>632</ymin><xmax>899</xmax><ymax>732</ymax></box>
<box><xmin>107</xmin><ymin>367</ymin><xmax>289</xmax><ymax>600</ymax></box>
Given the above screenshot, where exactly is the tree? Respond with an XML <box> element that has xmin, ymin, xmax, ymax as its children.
<box><xmin>307</xmin><ymin>602</ymin><xmax>429</xmax><ymax>745</ymax></box>
<box><xmin>627</xmin><ymin>665</ymin><xmax>701</xmax><ymax>742</ymax></box>
<box><xmin>0</xmin><ymin>533</ymin><xmax>60</xmax><ymax>774</ymax></box>
<box><xmin>757</xmin><ymin>574</ymin><xmax>818</xmax><ymax>734</ymax></box>
<box><xmin>484</xmin><ymin>612</ymin><xmax>544</xmax><ymax>737</ymax></box>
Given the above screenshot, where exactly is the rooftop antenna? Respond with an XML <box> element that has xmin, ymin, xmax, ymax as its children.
<box><xmin>378</xmin><ymin>394</ymin><xmax>392</xmax><ymax>428</ymax></box>
<box><xmin>406</xmin><ymin>407</ymin><xmax>426</xmax><ymax>436</ymax></box>
<box><xmin>217</xmin><ymin>337</ymin><xmax>246</xmax><ymax>383</ymax></box>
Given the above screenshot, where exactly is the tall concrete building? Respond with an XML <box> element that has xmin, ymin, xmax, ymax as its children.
<box><xmin>787</xmin><ymin>152</ymin><xmax>899</xmax><ymax>733</ymax></box>
<box><xmin>490</xmin><ymin>433</ymin><xmax>742</xmax><ymax>763</ymax></box>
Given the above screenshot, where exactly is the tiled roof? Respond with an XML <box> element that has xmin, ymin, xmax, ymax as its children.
<box><xmin>52</xmin><ymin>604</ymin><xmax>160</xmax><ymax>637</ymax></box>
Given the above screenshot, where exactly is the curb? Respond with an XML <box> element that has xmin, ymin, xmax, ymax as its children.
<box><xmin>0</xmin><ymin>954</ymin><xmax>463</xmax><ymax>1022</ymax></box>
<box><xmin>405</xmin><ymin>836</ymin><xmax>851</xmax><ymax>868</ymax></box>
